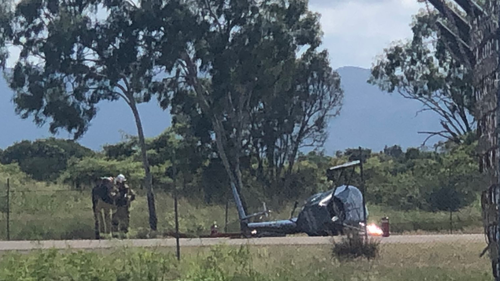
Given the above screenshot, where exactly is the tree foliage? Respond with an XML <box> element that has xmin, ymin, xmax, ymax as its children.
<box><xmin>96</xmin><ymin>128</ymin><xmax>484</xmax><ymax>212</ymax></box>
<box><xmin>365</xmin><ymin>141</ymin><xmax>483</xmax><ymax>211</ymax></box>
<box><xmin>368</xmin><ymin>10</ymin><xmax>475</xmax><ymax>144</ymax></box>
<box><xmin>59</xmin><ymin>156</ymin><xmax>145</xmax><ymax>189</ymax></box>
<box><xmin>142</xmin><ymin>0</ymin><xmax>343</xmax><ymax>209</ymax></box>
<box><xmin>0</xmin><ymin>127</ymin><xmax>483</xmax><ymax>215</ymax></box>
<box><xmin>0</xmin><ymin>138</ymin><xmax>94</xmax><ymax>181</ymax></box>
<box><xmin>0</xmin><ymin>0</ymin><xmax>12</xmax><ymax>68</ymax></box>
<box><xmin>250</xmin><ymin>48</ymin><xmax>343</xmax><ymax>192</ymax></box>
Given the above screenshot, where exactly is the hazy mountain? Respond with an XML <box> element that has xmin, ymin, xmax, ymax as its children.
<box><xmin>0</xmin><ymin>66</ymin><xmax>443</xmax><ymax>153</ymax></box>
<box><xmin>0</xmin><ymin>77</ymin><xmax>172</xmax><ymax>151</ymax></box>
<box><xmin>322</xmin><ymin>66</ymin><xmax>443</xmax><ymax>154</ymax></box>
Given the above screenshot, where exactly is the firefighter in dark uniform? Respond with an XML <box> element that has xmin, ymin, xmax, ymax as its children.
<box><xmin>111</xmin><ymin>174</ymin><xmax>136</xmax><ymax>236</ymax></box>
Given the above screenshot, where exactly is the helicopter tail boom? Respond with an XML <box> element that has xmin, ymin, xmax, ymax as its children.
<box><xmin>231</xmin><ymin>181</ymin><xmax>247</xmax><ymax>221</ymax></box>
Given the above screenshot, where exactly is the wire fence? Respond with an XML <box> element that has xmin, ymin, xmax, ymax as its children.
<box><xmin>0</xmin><ymin>178</ymin><xmax>487</xmax><ymax>243</ymax></box>
<box><xmin>0</xmin><ymin>178</ymin><xmax>244</xmax><ymax>241</ymax></box>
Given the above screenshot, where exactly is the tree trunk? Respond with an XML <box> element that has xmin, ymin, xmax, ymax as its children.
<box><xmin>129</xmin><ymin>98</ymin><xmax>158</xmax><ymax>231</ymax></box>
<box><xmin>286</xmin><ymin>143</ymin><xmax>300</xmax><ymax>178</ymax></box>
<box><xmin>281</xmin><ymin>144</ymin><xmax>300</xmax><ymax>201</ymax></box>
<box><xmin>180</xmin><ymin>52</ymin><xmax>249</xmax><ymax>215</ymax></box>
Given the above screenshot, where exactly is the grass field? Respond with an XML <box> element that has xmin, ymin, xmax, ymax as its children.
<box><xmin>0</xmin><ymin>177</ymin><xmax>485</xmax><ymax>240</ymax></box>
<box><xmin>0</xmin><ymin>186</ymin><xmax>485</xmax><ymax>240</ymax></box>
<box><xmin>0</xmin><ymin>241</ymin><xmax>492</xmax><ymax>280</ymax></box>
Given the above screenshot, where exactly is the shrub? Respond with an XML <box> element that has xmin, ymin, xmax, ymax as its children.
<box><xmin>331</xmin><ymin>230</ymin><xmax>380</xmax><ymax>261</ymax></box>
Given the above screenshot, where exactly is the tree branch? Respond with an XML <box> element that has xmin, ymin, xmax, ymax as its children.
<box><xmin>115</xmin><ymin>83</ymin><xmax>131</xmax><ymax>105</ymax></box>
<box><xmin>418</xmin><ymin>130</ymin><xmax>455</xmax><ymax>146</ymax></box>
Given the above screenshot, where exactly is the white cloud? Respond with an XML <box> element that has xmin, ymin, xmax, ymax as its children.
<box><xmin>309</xmin><ymin>0</ymin><xmax>425</xmax><ymax>69</ymax></box>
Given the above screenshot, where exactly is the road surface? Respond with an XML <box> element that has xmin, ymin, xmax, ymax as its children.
<box><xmin>0</xmin><ymin>234</ymin><xmax>485</xmax><ymax>252</ymax></box>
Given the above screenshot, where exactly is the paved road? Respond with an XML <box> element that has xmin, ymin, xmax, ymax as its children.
<box><xmin>0</xmin><ymin>234</ymin><xmax>485</xmax><ymax>252</ymax></box>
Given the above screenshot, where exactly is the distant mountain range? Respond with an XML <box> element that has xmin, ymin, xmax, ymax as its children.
<box><xmin>326</xmin><ymin>66</ymin><xmax>442</xmax><ymax>154</ymax></box>
<box><xmin>0</xmin><ymin>66</ymin><xmax>443</xmax><ymax>153</ymax></box>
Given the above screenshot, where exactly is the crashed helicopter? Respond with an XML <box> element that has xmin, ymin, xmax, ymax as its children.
<box><xmin>232</xmin><ymin>160</ymin><xmax>370</xmax><ymax>238</ymax></box>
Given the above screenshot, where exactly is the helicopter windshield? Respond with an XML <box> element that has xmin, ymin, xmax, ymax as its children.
<box><xmin>333</xmin><ymin>185</ymin><xmax>368</xmax><ymax>224</ymax></box>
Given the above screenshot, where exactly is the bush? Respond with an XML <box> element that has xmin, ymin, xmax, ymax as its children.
<box><xmin>332</xmin><ymin>230</ymin><xmax>380</xmax><ymax>261</ymax></box>
<box><xmin>1</xmin><ymin>138</ymin><xmax>94</xmax><ymax>182</ymax></box>
<box><xmin>58</xmin><ymin>157</ymin><xmax>145</xmax><ymax>188</ymax></box>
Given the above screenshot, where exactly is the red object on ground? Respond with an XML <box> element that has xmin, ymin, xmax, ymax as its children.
<box><xmin>381</xmin><ymin>217</ymin><xmax>390</xmax><ymax>237</ymax></box>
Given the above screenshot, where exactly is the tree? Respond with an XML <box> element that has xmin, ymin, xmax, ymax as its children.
<box><xmin>344</xmin><ymin>147</ymin><xmax>372</xmax><ymax>163</ymax></box>
<box><xmin>1</xmin><ymin>138</ymin><xmax>94</xmax><ymax>181</ymax></box>
<box><xmin>249</xmin><ymin>49</ymin><xmax>343</xmax><ymax>192</ymax></box>
<box><xmin>419</xmin><ymin>142</ymin><xmax>482</xmax><ymax>212</ymax></box>
<box><xmin>4</xmin><ymin>0</ymin><xmax>172</xmax><ymax>231</ymax></box>
<box><xmin>146</xmin><ymin>0</ymin><xmax>326</xmax><ymax>213</ymax></box>
<box><xmin>282</xmin><ymin>50</ymin><xmax>342</xmax><ymax>176</ymax></box>
<box><xmin>60</xmin><ymin>156</ymin><xmax>145</xmax><ymax>189</ymax></box>
<box><xmin>368</xmin><ymin>10</ymin><xmax>475</xmax><ymax>144</ymax></box>
<box><xmin>102</xmin><ymin>141</ymin><xmax>136</xmax><ymax>161</ymax></box>
<box><xmin>383</xmin><ymin>145</ymin><xmax>403</xmax><ymax>159</ymax></box>
<box><xmin>0</xmin><ymin>0</ymin><xmax>12</xmax><ymax>68</ymax></box>
<box><xmin>102</xmin><ymin>125</ymin><xmax>210</xmax><ymax>197</ymax></box>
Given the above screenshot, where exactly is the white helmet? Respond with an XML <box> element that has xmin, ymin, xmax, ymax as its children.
<box><xmin>115</xmin><ymin>174</ymin><xmax>126</xmax><ymax>183</ymax></box>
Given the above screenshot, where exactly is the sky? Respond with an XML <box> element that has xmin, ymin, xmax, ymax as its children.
<box><xmin>5</xmin><ymin>0</ymin><xmax>426</xmax><ymax>70</ymax></box>
<box><xmin>308</xmin><ymin>0</ymin><xmax>424</xmax><ymax>69</ymax></box>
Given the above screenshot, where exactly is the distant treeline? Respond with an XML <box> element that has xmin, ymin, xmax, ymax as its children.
<box><xmin>0</xmin><ymin>130</ymin><xmax>484</xmax><ymax>212</ymax></box>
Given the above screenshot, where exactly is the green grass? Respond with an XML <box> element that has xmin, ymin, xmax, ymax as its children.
<box><xmin>0</xmin><ymin>189</ymin><xmax>244</xmax><ymax>240</ymax></box>
<box><xmin>367</xmin><ymin>203</ymin><xmax>483</xmax><ymax>234</ymax></box>
<box><xmin>0</xmin><ymin>179</ymin><xmax>485</xmax><ymax>240</ymax></box>
<box><xmin>0</xmin><ymin>242</ymin><xmax>492</xmax><ymax>280</ymax></box>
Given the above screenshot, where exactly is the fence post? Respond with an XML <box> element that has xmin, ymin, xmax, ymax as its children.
<box><xmin>174</xmin><ymin>190</ymin><xmax>180</xmax><ymax>261</ymax></box>
<box><xmin>224</xmin><ymin>199</ymin><xmax>229</xmax><ymax>233</ymax></box>
<box><xmin>6</xmin><ymin>178</ymin><xmax>10</xmax><ymax>241</ymax></box>
<box><xmin>449</xmin><ymin>210</ymin><xmax>453</xmax><ymax>234</ymax></box>
<box><xmin>172</xmin><ymin>150</ymin><xmax>180</xmax><ymax>261</ymax></box>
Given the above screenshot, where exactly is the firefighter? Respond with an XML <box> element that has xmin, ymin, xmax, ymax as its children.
<box><xmin>111</xmin><ymin>174</ymin><xmax>136</xmax><ymax>236</ymax></box>
<box><xmin>92</xmin><ymin>176</ymin><xmax>118</xmax><ymax>238</ymax></box>
<box><xmin>211</xmin><ymin>221</ymin><xmax>219</xmax><ymax>236</ymax></box>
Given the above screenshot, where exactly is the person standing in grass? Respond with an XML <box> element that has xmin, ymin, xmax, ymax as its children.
<box><xmin>112</xmin><ymin>174</ymin><xmax>136</xmax><ymax>237</ymax></box>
